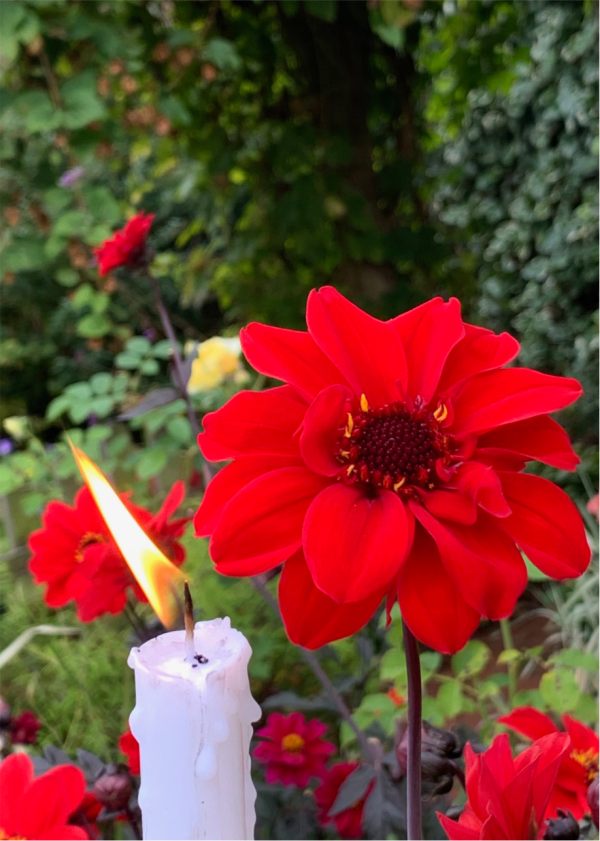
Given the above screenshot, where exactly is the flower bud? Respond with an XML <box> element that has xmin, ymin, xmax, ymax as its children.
<box><xmin>588</xmin><ymin>777</ymin><xmax>599</xmax><ymax>829</ymax></box>
<box><xmin>543</xmin><ymin>810</ymin><xmax>579</xmax><ymax>840</ymax></box>
<box><xmin>395</xmin><ymin>720</ymin><xmax>463</xmax><ymax>793</ymax></box>
<box><xmin>92</xmin><ymin>764</ymin><xmax>132</xmax><ymax>811</ymax></box>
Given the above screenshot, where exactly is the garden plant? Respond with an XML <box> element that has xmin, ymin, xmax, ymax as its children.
<box><xmin>0</xmin><ymin>2</ymin><xmax>598</xmax><ymax>840</ymax></box>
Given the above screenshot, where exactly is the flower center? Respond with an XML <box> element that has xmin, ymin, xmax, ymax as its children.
<box><xmin>337</xmin><ymin>395</ymin><xmax>454</xmax><ymax>494</ymax></box>
<box><xmin>75</xmin><ymin>531</ymin><xmax>105</xmax><ymax>562</ymax></box>
<box><xmin>571</xmin><ymin>747</ymin><xmax>599</xmax><ymax>782</ymax></box>
<box><xmin>0</xmin><ymin>829</ymin><xmax>26</xmax><ymax>840</ymax></box>
<box><xmin>281</xmin><ymin>733</ymin><xmax>305</xmax><ymax>752</ymax></box>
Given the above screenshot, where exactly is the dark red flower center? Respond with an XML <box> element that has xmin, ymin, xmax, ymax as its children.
<box><xmin>281</xmin><ymin>733</ymin><xmax>305</xmax><ymax>753</ymax></box>
<box><xmin>337</xmin><ymin>395</ymin><xmax>455</xmax><ymax>495</ymax></box>
<box><xmin>571</xmin><ymin>747</ymin><xmax>599</xmax><ymax>782</ymax></box>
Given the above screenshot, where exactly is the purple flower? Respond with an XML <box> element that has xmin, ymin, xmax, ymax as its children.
<box><xmin>58</xmin><ymin>166</ymin><xmax>85</xmax><ymax>188</ymax></box>
<box><xmin>0</xmin><ymin>438</ymin><xmax>13</xmax><ymax>456</ymax></box>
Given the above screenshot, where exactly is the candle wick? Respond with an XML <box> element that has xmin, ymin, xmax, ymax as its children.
<box><xmin>183</xmin><ymin>580</ymin><xmax>196</xmax><ymax>660</ymax></box>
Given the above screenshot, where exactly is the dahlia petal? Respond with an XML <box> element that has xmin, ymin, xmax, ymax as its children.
<box><xmin>498</xmin><ymin>707</ymin><xmax>558</xmax><ymax>742</ymax></box>
<box><xmin>194</xmin><ymin>455</ymin><xmax>297</xmax><ymax>536</ymax></box>
<box><xmin>390</xmin><ymin>296</ymin><xmax>464</xmax><ymax>403</ymax></box>
<box><xmin>514</xmin><ymin>733</ymin><xmax>571</xmax><ymax>829</ymax></box>
<box><xmin>437</xmin><ymin>813</ymin><xmax>482</xmax><ymax>841</ymax></box>
<box><xmin>411</xmin><ymin>504</ymin><xmax>527</xmax><ymax>619</ymax></box>
<box><xmin>452</xmin><ymin>368</ymin><xmax>583</xmax><ymax>437</ymax></box>
<box><xmin>454</xmin><ymin>462</ymin><xmax>511</xmax><ymax>518</ymax></box>
<box><xmin>0</xmin><ymin>753</ymin><xmax>32</xmax><ymax>831</ymax></box>
<box><xmin>240</xmin><ymin>322</ymin><xmax>346</xmax><ymax>399</ymax></box>
<box><xmin>39</xmin><ymin>827</ymin><xmax>89</xmax><ymax>840</ymax></box>
<box><xmin>562</xmin><ymin>715</ymin><xmax>599</xmax><ymax>753</ymax></box>
<box><xmin>21</xmin><ymin>765</ymin><xmax>86</xmax><ymax>839</ymax></box>
<box><xmin>498</xmin><ymin>472</ymin><xmax>591</xmax><ymax>579</ymax></box>
<box><xmin>210</xmin><ymin>467</ymin><xmax>328</xmax><ymax>575</ymax></box>
<box><xmin>150</xmin><ymin>480</ymin><xmax>185</xmax><ymax>529</ymax></box>
<box><xmin>198</xmin><ymin>386</ymin><xmax>306</xmax><ymax>461</ymax></box>
<box><xmin>306</xmin><ymin>286</ymin><xmax>407</xmax><ymax>404</ymax></box>
<box><xmin>303</xmin><ymin>484</ymin><xmax>414</xmax><ymax>602</ymax></box>
<box><xmin>438</xmin><ymin>324</ymin><xmax>520</xmax><ymax>393</ymax></box>
<box><xmin>300</xmin><ymin>384</ymin><xmax>352</xmax><ymax>476</ymax></box>
<box><xmin>279</xmin><ymin>551</ymin><xmax>384</xmax><ymax>648</ymax></box>
<box><xmin>476</xmin><ymin>416</ymin><xmax>579</xmax><ymax>471</ymax></box>
<box><xmin>397</xmin><ymin>526</ymin><xmax>480</xmax><ymax>654</ymax></box>
<box><xmin>423</xmin><ymin>489</ymin><xmax>477</xmax><ymax>525</ymax></box>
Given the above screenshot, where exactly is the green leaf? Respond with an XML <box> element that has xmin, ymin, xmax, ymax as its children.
<box><xmin>135</xmin><ymin>446</ymin><xmax>169</xmax><ymax>480</ymax></box>
<box><xmin>152</xmin><ymin>340</ymin><xmax>174</xmax><ymax>359</ymax></box>
<box><xmin>140</xmin><ymin>358</ymin><xmax>160</xmax><ymax>376</ymax></box>
<box><xmin>69</xmin><ymin>402</ymin><xmax>92</xmax><ymax>424</ymax></box>
<box><xmin>539</xmin><ymin>669</ymin><xmax>581</xmax><ymax>713</ymax></box>
<box><xmin>203</xmin><ymin>38</ymin><xmax>241</xmax><ymax>71</ymax></box>
<box><xmin>65</xmin><ymin>382</ymin><xmax>93</xmax><ymax>401</ymax></box>
<box><xmin>305</xmin><ymin>0</ymin><xmax>337</xmax><ymax>22</ymax></box>
<box><xmin>497</xmin><ymin>649</ymin><xmax>521</xmax><ymax>665</ymax></box>
<box><xmin>60</xmin><ymin>72</ymin><xmax>106</xmax><ymax>129</ymax></box>
<box><xmin>46</xmin><ymin>394</ymin><xmax>71</xmax><ymax>422</ymax></box>
<box><xmin>525</xmin><ymin>557</ymin><xmax>550</xmax><ymax>582</ymax></box>
<box><xmin>1</xmin><ymin>239</ymin><xmax>47</xmax><ymax>271</ymax></box>
<box><xmin>77</xmin><ymin>313</ymin><xmax>111</xmax><ymax>338</ymax></box>
<box><xmin>451</xmin><ymin>640</ymin><xmax>491</xmax><ymax>677</ymax></box>
<box><xmin>435</xmin><ymin>682</ymin><xmax>464</xmax><ymax>719</ymax></box>
<box><xmin>89</xmin><ymin>396</ymin><xmax>114</xmax><ymax>418</ymax></box>
<box><xmin>0</xmin><ymin>464</ymin><xmax>19</xmax><ymax>494</ymax></box>
<box><xmin>90</xmin><ymin>372</ymin><xmax>114</xmax><ymax>395</ymax></box>
<box><xmin>380</xmin><ymin>647</ymin><xmax>406</xmax><ymax>682</ymax></box>
<box><xmin>53</xmin><ymin>210</ymin><xmax>89</xmax><ymax>238</ymax></box>
<box><xmin>55</xmin><ymin>268</ymin><xmax>80</xmax><ymax>287</ymax></box>
<box><xmin>115</xmin><ymin>353</ymin><xmax>139</xmax><ymax>370</ymax></box>
<box><xmin>166</xmin><ymin>416</ymin><xmax>192</xmax><ymax>446</ymax></box>
<box><xmin>126</xmin><ymin>336</ymin><xmax>152</xmax><ymax>356</ymax></box>
<box><xmin>548</xmin><ymin>649</ymin><xmax>598</xmax><ymax>672</ymax></box>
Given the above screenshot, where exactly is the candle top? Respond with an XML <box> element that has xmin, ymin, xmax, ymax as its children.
<box><xmin>128</xmin><ymin>617</ymin><xmax>249</xmax><ymax>684</ymax></box>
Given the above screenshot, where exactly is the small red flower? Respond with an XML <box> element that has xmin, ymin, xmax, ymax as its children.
<box><xmin>252</xmin><ymin>711</ymin><xmax>335</xmax><ymax>787</ymax></box>
<box><xmin>194</xmin><ymin>287</ymin><xmax>589</xmax><ymax>653</ymax></box>
<box><xmin>94</xmin><ymin>212</ymin><xmax>154</xmax><ymax>276</ymax></box>
<box><xmin>499</xmin><ymin>706</ymin><xmax>599</xmax><ymax>820</ymax></box>
<box><xmin>28</xmin><ymin>482</ymin><xmax>189</xmax><ymax>621</ymax></box>
<box><xmin>119</xmin><ymin>727</ymin><xmax>140</xmax><ymax>776</ymax></box>
<box><xmin>10</xmin><ymin>710</ymin><xmax>41</xmax><ymax>745</ymax></box>
<box><xmin>69</xmin><ymin>792</ymin><xmax>103</xmax><ymax>840</ymax></box>
<box><xmin>438</xmin><ymin>732</ymin><xmax>570</xmax><ymax>839</ymax></box>
<box><xmin>0</xmin><ymin>753</ymin><xmax>89</xmax><ymax>839</ymax></box>
<box><xmin>315</xmin><ymin>761</ymin><xmax>374</xmax><ymax>840</ymax></box>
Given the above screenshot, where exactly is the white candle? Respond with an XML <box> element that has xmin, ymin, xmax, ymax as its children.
<box><xmin>128</xmin><ymin>617</ymin><xmax>261</xmax><ymax>841</ymax></box>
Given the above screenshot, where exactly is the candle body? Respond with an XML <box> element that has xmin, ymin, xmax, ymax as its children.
<box><xmin>128</xmin><ymin>617</ymin><xmax>261</xmax><ymax>841</ymax></box>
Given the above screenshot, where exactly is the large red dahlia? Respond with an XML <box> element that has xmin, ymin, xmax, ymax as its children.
<box><xmin>194</xmin><ymin>287</ymin><xmax>590</xmax><ymax>653</ymax></box>
<box><xmin>499</xmin><ymin>706</ymin><xmax>599</xmax><ymax>820</ymax></box>
<box><xmin>29</xmin><ymin>481</ymin><xmax>188</xmax><ymax>621</ymax></box>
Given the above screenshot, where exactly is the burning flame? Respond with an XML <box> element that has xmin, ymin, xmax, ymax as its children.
<box><xmin>69</xmin><ymin>441</ymin><xmax>183</xmax><ymax>627</ymax></box>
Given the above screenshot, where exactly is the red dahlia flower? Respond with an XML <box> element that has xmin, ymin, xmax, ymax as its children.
<box><xmin>194</xmin><ymin>287</ymin><xmax>589</xmax><ymax>653</ymax></box>
<box><xmin>10</xmin><ymin>710</ymin><xmax>41</xmax><ymax>745</ymax></box>
<box><xmin>28</xmin><ymin>481</ymin><xmax>188</xmax><ymax>621</ymax></box>
<box><xmin>119</xmin><ymin>726</ymin><xmax>140</xmax><ymax>776</ymax></box>
<box><xmin>499</xmin><ymin>706</ymin><xmax>599</xmax><ymax>820</ymax></box>
<box><xmin>315</xmin><ymin>761</ymin><xmax>374</xmax><ymax>839</ymax></box>
<box><xmin>438</xmin><ymin>732</ymin><xmax>570</xmax><ymax>839</ymax></box>
<box><xmin>252</xmin><ymin>711</ymin><xmax>335</xmax><ymax>787</ymax></box>
<box><xmin>0</xmin><ymin>753</ymin><xmax>89</xmax><ymax>839</ymax></box>
<box><xmin>94</xmin><ymin>211</ymin><xmax>154</xmax><ymax>276</ymax></box>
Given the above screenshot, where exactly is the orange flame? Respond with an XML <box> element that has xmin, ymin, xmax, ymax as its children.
<box><xmin>69</xmin><ymin>441</ymin><xmax>183</xmax><ymax>627</ymax></box>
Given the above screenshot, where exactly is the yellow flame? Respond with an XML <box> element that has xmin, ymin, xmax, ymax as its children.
<box><xmin>69</xmin><ymin>441</ymin><xmax>183</xmax><ymax>627</ymax></box>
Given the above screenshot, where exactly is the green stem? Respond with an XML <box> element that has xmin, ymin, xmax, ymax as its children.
<box><xmin>500</xmin><ymin>617</ymin><xmax>518</xmax><ymax>701</ymax></box>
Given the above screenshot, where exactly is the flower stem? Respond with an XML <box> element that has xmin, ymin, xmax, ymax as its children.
<box><xmin>499</xmin><ymin>617</ymin><xmax>518</xmax><ymax>701</ymax></box>
<box><xmin>402</xmin><ymin>620</ymin><xmax>422</xmax><ymax>841</ymax></box>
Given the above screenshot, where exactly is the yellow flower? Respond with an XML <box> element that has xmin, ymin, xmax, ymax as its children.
<box><xmin>186</xmin><ymin>336</ymin><xmax>247</xmax><ymax>394</ymax></box>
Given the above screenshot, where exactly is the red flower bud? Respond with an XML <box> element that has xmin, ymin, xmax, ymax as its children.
<box><xmin>92</xmin><ymin>764</ymin><xmax>132</xmax><ymax>811</ymax></box>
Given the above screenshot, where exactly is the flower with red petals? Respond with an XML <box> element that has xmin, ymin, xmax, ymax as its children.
<box><xmin>194</xmin><ymin>287</ymin><xmax>589</xmax><ymax>653</ymax></box>
<box><xmin>438</xmin><ymin>732</ymin><xmax>570</xmax><ymax>839</ymax></box>
<box><xmin>69</xmin><ymin>793</ymin><xmax>103</xmax><ymax>840</ymax></box>
<box><xmin>0</xmin><ymin>753</ymin><xmax>89</xmax><ymax>839</ymax></box>
<box><xmin>94</xmin><ymin>212</ymin><xmax>154</xmax><ymax>276</ymax></box>
<box><xmin>10</xmin><ymin>710</ymin><xmax>41</xmax><ymax>745</ymax></box>
<box><xmin>252</xmin><ymin>711</ymin><xmax>335</xmax><ymax>787</ymax></box>
<box><xmin>315</xmin><ymin>761</ymin><xmax>374</xmax><ymax>839</ymax></box>
<box><xmin>29</xmin><ymin>482</ymin><xmax>189</xmax><ymax>621</ymax></box>
<box><xmin>499</xmin><ymin>706</ymin><xmax>599</xmax><ymax>820</ymax></box>
<box><xmin>119</xmin><ymin>727</ymin><xmax>140</xmax><ymax>776</ymax></box>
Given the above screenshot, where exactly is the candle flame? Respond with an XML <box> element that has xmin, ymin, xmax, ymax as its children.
<box><xmin>69</xmin><ymin>441</ymin><xmax>183</xmax><ymax>627</ymax></box>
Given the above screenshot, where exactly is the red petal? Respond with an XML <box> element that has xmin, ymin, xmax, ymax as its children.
<box><xmin>194</xmin><ymin>455</ymin><xmax>297</xmax><ymax>536</ymax></box>
<box><xmin>411</xmin><ymin>504</ymin><xmax>527</xmax><ymax>619</ymax></box>
<box><xmin>306</xmin><ymin>286</ymin><xmax>407</xmax><ymax>405</ymax></box>
<box><xmin>475</xmin><ymin>415</ymin><xmax>579</xmax><ymax>471</ymax></box>
<box><xmin>0</xmin><ymin>753</ymin><xmax>32</xmax><ymax>832</ymax></box>
<box><xmin>437</xmin><ymin>813</ymin><xmax>482</xmax><ymax>840</ymax></box>
<box><xmin>240</xmin><ymin>323</ymin><xmax>346</xmax><ymax>399</ymax></box>
<box><xmin>438</xmin><ymin>324</ymin><xmax>520</xmax><ymax>393</ymax></box>
<box><xmin>279</xmin><ymin>552</ymin><xmax>384</xmax><ymax>648</ymax></box>
<box><xmin>390</xmin><ymin>297</ymin><xmax>464</xmax><ymax>403</ymax></box>
<box><xmin>498</xmin><ymin>707</ymin><xmax>558</xmax><ymax>742</ymax></box>
<box><xmin>562</xmin><ymin>715</ymin><xmax>599</xmax><ymax>753</ymax></box>
<box><xmin>21</xmin><ymin>765</ymin><xmax>86</xmax><ymax>838</ymax></box>
<box><xmin>150</xmin><ymin>480</ymin><xmax>185</xmax><ymax>529</ymax></box>
<box><xmin>422</xmin><ymin>489</ymin><xmax>477</xmax><ymax>525</ymax></box>
<box><xmin>398</xmin><ymin>526</ymin><xmax>480</xmax><ymax>653</ymax></box>
<box><xmin>498</xmin><ymin>472</ymin><xmax>591</xmax><ymax>579</ymax></box>
<box><xmin>198</xmin><ymin>386</ymin><xmax>306</xmax><ymax>461</ymax></box>
<box><xmin>454</xmin><ymin>462</ymin><xmax>511</xmax><ymax>518</ymax></box>
<box><xmin>452</xmin><ymin>368</ymin><xmax>583</xmax><ymax>437</ymax></box>
<box><xmin>300</xmin><ymin>384</ymin><xmax>351</xmax><ymax>476</ymax></box>
<box><xmin>303</xmin><ymin>484</ymin><xmax>414</xmax><ymax>602</ymax></box>
<box><xmin>210</xmin><ymin>467</ymin><xmax>327</xmax><ymax>575</ymax></box>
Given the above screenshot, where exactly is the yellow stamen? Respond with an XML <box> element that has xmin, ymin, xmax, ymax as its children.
<box><xmin>343</xmin><ymin>412</ymin><xmax>354</xmax><ymax>437</ymax></box>
<box><xmin>281</xmin><ymin>733</ymin><xmax>305</xmax><ymax>752</ymax></box>
<box><xmin>339</xmin><ymin>450</ymin><xmax>350</xmax><ymax>458</ymax></box>
<box><xmin>360</xmin><ymin>394</ymin><xmax>369</xmax><ymax>412</ymax></box>
<box><xmin>346</xmin><ymin>464</ymin><xmax>355</xmax><ymax>476</ymax></box>
<box><xmin>571</xmin><ymin>747</ymin><xmax>599</xmax><ymax>782</ymax></box>
<box><xmin>433</xmin><ymin>403</ymin><xmax>448</xmax><ymax>422</ymax></box>
<box><xmin>393</xmin><ymin>477</ymin><xmax>406</xmax><ymax>492</ymax></box>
